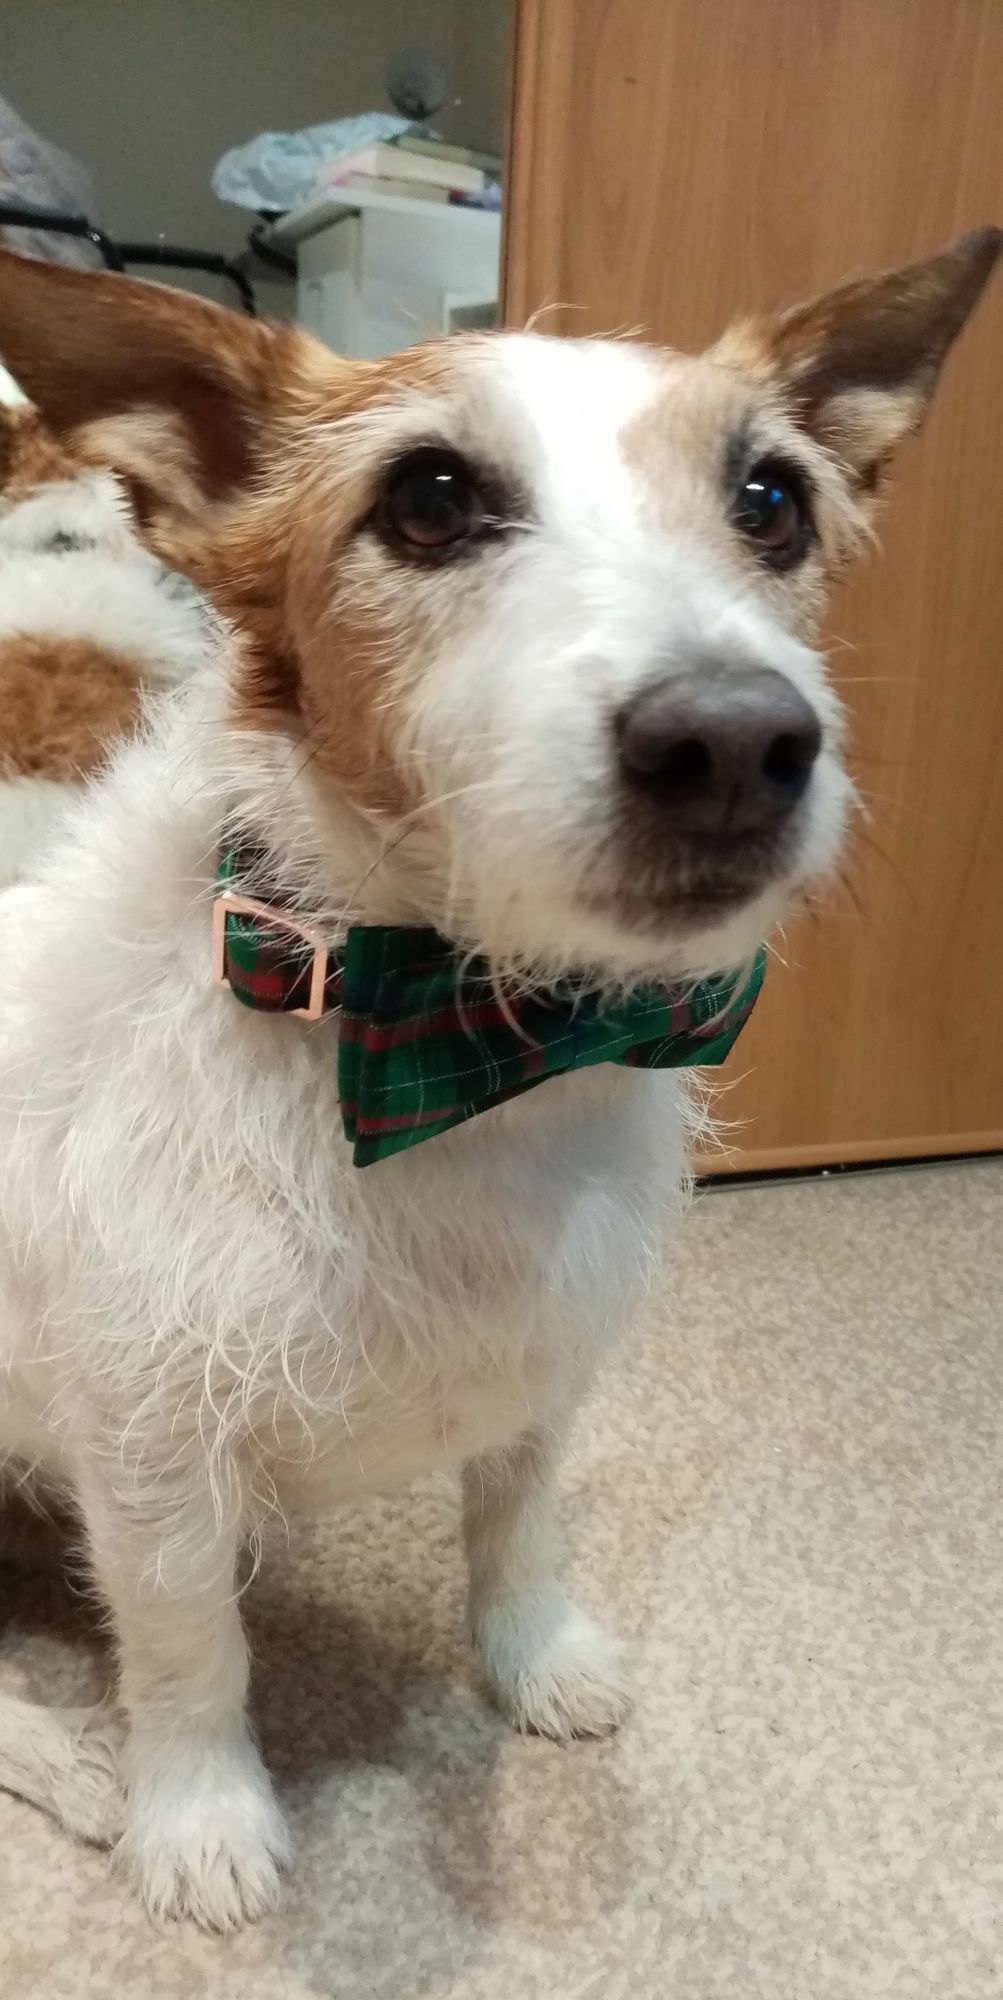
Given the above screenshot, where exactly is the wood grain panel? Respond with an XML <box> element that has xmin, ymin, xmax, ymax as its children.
<box><xmin>505</xmin><ymin>0</ymin><xmax>1003</xmax><ymax>1168</ymax></box>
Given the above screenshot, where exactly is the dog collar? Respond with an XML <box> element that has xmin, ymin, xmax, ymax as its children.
<box><xmin>212</xmin><ymin>844</ymin><xmax>766</xmax><ymax>1169</ymax></box>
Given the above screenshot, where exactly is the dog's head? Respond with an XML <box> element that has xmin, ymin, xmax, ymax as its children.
<box><xmin>0</xmin><ymin>233</ymin><xmax>996</xmax><ymax>982</ymax></box>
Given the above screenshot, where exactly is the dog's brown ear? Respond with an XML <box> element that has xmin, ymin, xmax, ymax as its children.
<box><xmin>716</xmin><ymin>228</ymin><xmax>1002</xmax><ymax>485</ymax></box>
<box><xmin>0</xmin><ymin>248</ymin><xmax>279</xmax><ymax>505</ymax></box>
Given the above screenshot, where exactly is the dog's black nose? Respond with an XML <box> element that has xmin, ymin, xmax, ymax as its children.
<box><xmin>616</xmin><ymin>668</ymin><xmax>822</xmax><ymax>833</ymax></box>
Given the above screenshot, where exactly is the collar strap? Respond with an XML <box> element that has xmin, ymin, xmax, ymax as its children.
<box><xmin>213</xmin><ymin>844</ymin><xmax>766</xmax><ymax>1168</ymax></box>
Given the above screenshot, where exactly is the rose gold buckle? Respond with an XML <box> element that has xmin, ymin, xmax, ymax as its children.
<box><xmin>212</xmin><ymin>890</ymin><xmax>331</xmax><ymax>1023</ymax></box>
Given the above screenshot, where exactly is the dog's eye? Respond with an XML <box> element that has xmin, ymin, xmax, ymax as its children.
<box><xmin>376</xmin><ymin>449</ymin><xmax>486</xmax><ymax>558</ymax></box>
<box><xmin>734</xmin><ymin>461</ymin><xmax>810</xmax><ymax>569</ymax></box>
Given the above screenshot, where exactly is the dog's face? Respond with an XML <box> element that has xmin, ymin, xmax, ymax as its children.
<box><xmin>0</xmin><ymin>231</ymin><xmax>996</xmax><ymax>982</ymax></box>
<box><xmin>261</xmin><ymin>332</ymin><xmax>860</xmax><ymax>982</ymax></box>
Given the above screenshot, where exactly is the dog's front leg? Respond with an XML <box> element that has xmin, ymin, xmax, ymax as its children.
<box><xmin>79</xmin><ymin>1469</ymin><xmax>291</xmax><ymax>1930</ymax></box>
<box><xmin>463</xmin><ymin>1428</ymin><xmax>631</xmax><ymax>1740</ymax></box>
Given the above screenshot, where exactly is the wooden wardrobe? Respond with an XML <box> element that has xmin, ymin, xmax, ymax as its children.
<box><xmin>502</xmin><ymin>0</ymin><xmax>1003</xmax><ymax>1170</ymax></box>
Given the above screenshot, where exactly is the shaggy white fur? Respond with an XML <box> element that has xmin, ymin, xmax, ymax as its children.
<box><xmin>0</xmin><ymin>669</ymin><xmax>693</xmax><ymax>1922</ymax></box>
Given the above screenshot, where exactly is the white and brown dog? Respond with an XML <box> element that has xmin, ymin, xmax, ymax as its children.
<box><xmin>0</xmin><ymin>365</ymin><xmax>211</xmax><ymax>887</ymax></box>
<box><xmin>0</xmin><ymin>233</ymin><xmax>997</xmax><ymax>1928</ymax></box>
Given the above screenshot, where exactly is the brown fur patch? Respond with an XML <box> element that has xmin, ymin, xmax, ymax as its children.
<box><xmin>713</xmin><ymin>230</ymin><xmax>1002</xmax><ymax>475</ymax></box>
<box><xmin>619</xmin><ymin>350</ymin><xmax>866</xmax><ymax>640</ymax></box>
<box><xmin>757</xmin><ymin>229</ymin><xmax>1000</xmax><ymax>394</ymax></box>
<box><xmin>74</xmin><ymin>410</ymin><xmax>205</xmax><ymax>528</ymax></box>
<box><xmin>202</xmin><ymin>337</ymin><xmax>454</xmax><ymax>821</ymax></box>
<box><xmin>0</xmin><ymin>405</ymin><xmax>79</xmax><ymax>498</ymax></box>
<box><xmin>287</xmin><ymin>595</ymin><xmax>420</xmax><ymax>821</ymax></box>
<box><xmin>0</xmin><ymin>248</ymin><xmax>275</xmax><ymax>499</ymax></box>
<box><xmin>0</xmin><ymin>256</ymin><xmax>460</xmax><ymax>822</ymax></box>
<box><xmin>0</xmin><ymin>632</ymin><xmax>142</xmax><ymax>779</ymax></box>
<box><xmin>620</xmin><ymin>354</ymin><xmax>757</xmax><ymax>506</ymax></box>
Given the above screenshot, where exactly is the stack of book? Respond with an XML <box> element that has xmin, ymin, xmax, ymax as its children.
<box><xmin>315</xmin><ymin>133</ymin><xmax>502</xmax><ymax>207</ymax></box>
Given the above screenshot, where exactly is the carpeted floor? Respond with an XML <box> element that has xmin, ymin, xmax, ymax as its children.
<box><xmin>2</xmin><ymin>1161</ymin><xmax>1001</xmax><ymax>1999</ymax></box>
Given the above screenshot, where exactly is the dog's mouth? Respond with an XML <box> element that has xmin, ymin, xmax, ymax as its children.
<box><xmin>584</xmin><ymin>821</ymin><xmax>799</xmax><ymax>936</ymax></box>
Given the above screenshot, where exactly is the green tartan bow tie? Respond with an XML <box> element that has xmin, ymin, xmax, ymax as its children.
<box><xmin>213</xmin><ymin>846</ymin><xmax>766</xmax><ymax>1169</ymax></box>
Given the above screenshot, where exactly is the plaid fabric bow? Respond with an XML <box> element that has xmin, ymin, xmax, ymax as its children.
<box><xmin>214</xmin><ymin>848</ymin><xmax>766</xmax><ymax>1168</ymax></box>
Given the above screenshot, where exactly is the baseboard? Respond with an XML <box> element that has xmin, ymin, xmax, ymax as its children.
<box><xmin>698</xmin><ymin>1132</ymin><xmax>1003</xmax><ymax>1178</ymax></box>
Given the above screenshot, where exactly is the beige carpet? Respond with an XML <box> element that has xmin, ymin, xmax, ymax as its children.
<box><xmin>2</xmin><ymin>1161</ymin><xmax>1002</xmax><ymax>1999</ymax></box>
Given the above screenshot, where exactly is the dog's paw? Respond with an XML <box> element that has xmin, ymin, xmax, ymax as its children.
<box><xmin>474</xmin><ymin>1591</ymin><xmax>633</xmax><ymax>1741</ymax></box>
<box><xmin>118</xmin><ymin>1754</ymin><xmax>293</xmax><ymax>1931</ymax></box>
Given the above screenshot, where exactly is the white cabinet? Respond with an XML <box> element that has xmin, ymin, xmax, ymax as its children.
<box><xmin>268</xmin><ymin>186</ymin><xmax>502</xmax><ymax>358</ymax></box>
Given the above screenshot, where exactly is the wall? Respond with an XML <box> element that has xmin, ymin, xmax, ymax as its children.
<box><xmin>3</xmin><ymin>0</ymin><xmax>509</xmax><ymax>307</ymax></box>
<box><xmin>451</xmin><ymin>0</ymin><xmax>512</xmax><ymax>167</ymax></box>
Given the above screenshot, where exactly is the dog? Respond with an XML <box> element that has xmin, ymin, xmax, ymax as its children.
<box><xmin>0</xmin><ymin>364</ymin><xmax>212</xmax><ymax>888</ymax></box>
<box><xmin>0</xmin><ymin>231</ymin><xmax>996</xmax><ymax>1929</ymax></box>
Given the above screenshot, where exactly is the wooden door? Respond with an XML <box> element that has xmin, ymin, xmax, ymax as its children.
<box><xmin>504</xmin><ymin>0</ymin><xmax>1003</xmax><ymax>1169</ymax></box>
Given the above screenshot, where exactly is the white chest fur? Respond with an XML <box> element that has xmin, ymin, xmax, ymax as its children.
<box><xmin>0</xmin><ymin>852</ymin><xmax>687</xmax><ymax>1514</ymax></box>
